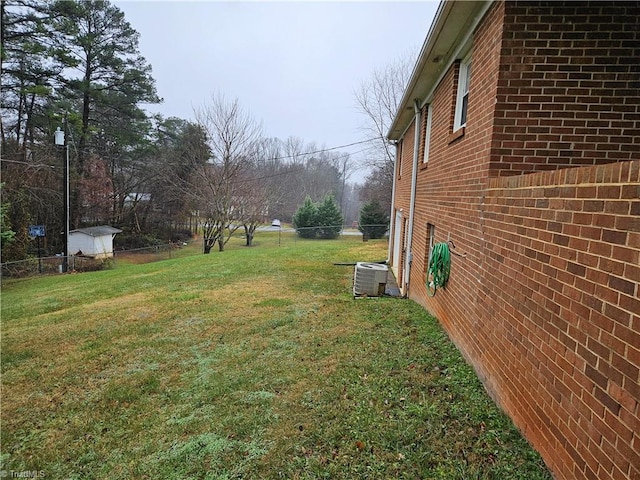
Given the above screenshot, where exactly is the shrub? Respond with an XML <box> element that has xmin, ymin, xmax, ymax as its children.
<box><xmin>316</xmin><ymin>195</ymin><xmax>343</xmax><ymax>239</ymax></box>
<box><xmin>170</xmin><ymin>229</ymin><xmax>194</xmax><ymax>243</ymax></box>
<box><xmin>292</xmin><ymin>196</ymin><xmax>318</xmax><ymax>239</ymax></box>
<box><xmin>293</xmin><ymin>195</ymin><xmax>344</xmax><ymax>239</ymax></box>
<box><xmin>359</xmin><ymin>200</ymin><xmax>389</xmax><ymax>239</ymax></box>
<box><xmin>114</xmin><ymin>233</ymin><xmax>164</xmax><ymax>250</ymax></box>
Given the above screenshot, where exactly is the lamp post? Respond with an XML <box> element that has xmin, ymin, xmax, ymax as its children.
<box><xmin>54</xmin><ymin>126</ymin><xmax>69</xmax><ymax>273</ymax></box>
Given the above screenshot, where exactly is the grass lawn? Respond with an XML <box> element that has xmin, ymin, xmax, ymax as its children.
<box><xmin>1</xmin><ymin>235</ymin><xmax>551</xmax><ymax>479</ymax></box>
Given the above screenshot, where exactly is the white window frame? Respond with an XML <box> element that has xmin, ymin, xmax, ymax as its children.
<box><xmin>454</xmin><ymin>53</ymin><xmax>472</xmax><ymax>131</ymax></box>
<box><xmin>422</xmin><ymin>104</ymin><xmax>432</xmax><ymax>164</ymax></box>
<box><xmin>396</xmin><ymin>140</ymin><xmax>403</xmax><ymax>178</ymax></box>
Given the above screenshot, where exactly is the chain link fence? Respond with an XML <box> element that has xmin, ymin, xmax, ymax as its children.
<box><xmin>1</xmin><ymin>254</ymin><xmax>107</xmax><ymax>278</ymax></box>
<box><xmin>256</xmin><ymin>224</ymin><xmax>388</xmax><ymax>243</ymax></box>
<box><xmin>1</xmin><ymin>243</ymin><xmax>180</xmax><ymax>279</ymax></box>
<box><xmin>1</xmin><ymin>225</ymin><xmax>389</xmax><ymax>280</ymax></box>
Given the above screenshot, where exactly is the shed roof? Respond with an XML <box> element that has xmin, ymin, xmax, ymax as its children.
<box><xmin>387</xmin><ymin>0</ymin><xmax>490</xmax><ymax>140</ymax></box>
<box><xmin>69</xmin><ymin>226</ymin><xmax>122</xmax><ymax>237</ymax></box>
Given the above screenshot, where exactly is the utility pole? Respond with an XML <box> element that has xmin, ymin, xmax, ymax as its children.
<box><xmin>54</xmin><ymin>124</ymin><xmax>69</xmax><ymax>273</ymax></box>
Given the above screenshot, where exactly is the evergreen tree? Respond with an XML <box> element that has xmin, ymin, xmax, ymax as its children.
<box><xmin>0</xmin><ymin>184</ymin><xmax>16</xmax><ymax>246</ymax></box>
<box><xmin>292</xmin><ymin>196</ymin><xmax>318</xmax><ymax>239</ymax></box>
<box><xmin>50</xmin><ymin>0</ymin><xmax>160</xmax><ymax>227</ymax></box>
<box><xmin>148</xmin><ymin>117</ymin><xmax>210</xmax><ymax>236</ymax></box>
<box><xmin>316</xmin><ymin>194</ymin><xmax>343</xmax><ymax>240</ymax></box>
<box><xmin>358</xmin><ymin>200</ymin><xmax>389</xmax><ymax>239</ymax></box>
<box><xmin>1</xmin><ymin>0</ymin><xmax>62</xmax><ymax>151</ymax></box>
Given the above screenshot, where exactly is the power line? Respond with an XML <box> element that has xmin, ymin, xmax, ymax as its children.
<box><xmin>0</xmin><ymin>158</ymin><xmax>55</xmax><ymax>169</ymax></box>
<box><xmin>1</xmin><ymin>137</ymin><xmax>386</xmax><ymax>191</ymax></box>
<box><xmin>303</xmin><ymin>138</ymin><xmax>377</xmax><ymax>154</ymax></box>
<box><xmin>1</xmin><ymin>137</ymin><xmax>383</xmax><ymax>168</ymax></box>
<box><xmin>265</xmin><ymin>138</ymin><xmax>381</xmax><ymax>163</ymax></box>
<box><xmin>229</xmin><ymin>145</ymin><xmax>381</xmax><ymax>186</ymax></box>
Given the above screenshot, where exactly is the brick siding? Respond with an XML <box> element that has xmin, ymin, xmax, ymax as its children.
<box><xmin>492</xmin><ymin>1</ymin><xmax>640</xmax><ymax>175</ymax></box>
<box><xmin>393</xmin><ymin>1</ymin><xmax>640</xmax><ymax>478</ymax></box>
<box><xmin>391</xmin><ymin>113</ymin><xmax>417</xmax><ymax>286</ymax></box>
<box><xmin>482</xmin><ymin>160</ymin><xmax>640</xmax><ymax>480</ymax></box>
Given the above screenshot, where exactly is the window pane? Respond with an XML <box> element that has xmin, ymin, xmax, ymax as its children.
<box><xmin>454</xmin><ymin>55</ymin><xmax>472</xmax><ymax>130</ymax></box>
<box><xmin>423</xmin><ymin>105</ymin><xmax>432</xmax><ymax>163</ymax></box>
<box><xmin>461</xmin><ymin>93</ymin><xmax>468</xmax><ymax>126</ymax></box>
<box><xmin>464</xmin><ymin>62</ymin><xmax>472</xmax><ymax>93</ymax></box>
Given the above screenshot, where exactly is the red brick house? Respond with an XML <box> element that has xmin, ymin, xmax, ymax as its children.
<box><xmin>387</xmin><ymin>1</ymin><xmax>639</xmax><ymax>479</ymax></box>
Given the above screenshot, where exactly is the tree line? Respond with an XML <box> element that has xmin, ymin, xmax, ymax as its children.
<box><xmin>1</xmin><ymin>0</ymin><xmax>409</xmax><ymax>261</ymax></box>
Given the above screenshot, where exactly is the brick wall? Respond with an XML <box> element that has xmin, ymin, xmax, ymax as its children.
<box><xmin>408</xmin><ymin>0</ymin><xmax>504</xmax><ymax>360</ymax></box>
<box><xmin>391</xmin><ymin>111</ymin><xmax>417</xmax><ymax>288</ymax></box>
<box><xmin>492</xmin><ymin>1</ymin><xmax>640</xmax><ymax>175</ymax></box>
<box><xmin>481</xmin><ymin>160</ymin><xmax>640</xmax><ymax>480</ymax></box>
<box><xmin>392</xmin><ymin>1</ymin><xmax>640</xmax><ymax>479</ymax></box>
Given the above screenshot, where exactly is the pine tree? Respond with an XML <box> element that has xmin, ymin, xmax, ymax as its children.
<box><xmin>359</xmin><ymin>200</ymin><xmax>389</xmax><ymax>239</ymax></box>
<box><xmin>293</xmin><ymin>196</ymin><xmax>318</xmax><ymax>238</ymax></box>
<box><xmin>1</xmin><ymin>0</ymin><xmax>61</xmax><ymax>150</ymax></box>
<box><xmin>316</xmin><ymin>194</ymin><xmax>343</xmax><ymax>240</ymax></box>
<box><xmin>50</xmin><ymin>0</ymin><xmax>160</xmax><ymax>227</ymax></box>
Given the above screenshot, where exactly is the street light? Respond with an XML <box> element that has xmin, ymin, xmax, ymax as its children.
<box><xmin>54</xmin><ymin>126</ymin><xmax>69</xmax><ymax>273</ymax></box>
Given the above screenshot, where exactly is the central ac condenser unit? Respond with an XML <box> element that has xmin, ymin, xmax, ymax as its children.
<box><xmin>353</xmin><ymin>262</ymin><xmax>388</xmax><ymax>297</ymax></box>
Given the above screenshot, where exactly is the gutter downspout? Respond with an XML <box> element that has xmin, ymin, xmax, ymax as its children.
<box><xmin>387</xmin><ymin>140</ymin><xmax>398</xmax><ymax>264</ymax></box>
<box><xmin>403</xmin><ymin>99</ymin><xmax>421</xmax><ymax>296</ymax></box>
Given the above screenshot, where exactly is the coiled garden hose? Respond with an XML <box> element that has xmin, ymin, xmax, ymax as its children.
<box><xmin>427</xmin><ymin>242</ymin><xmax>451</xmax><ymax>296</ymax></box>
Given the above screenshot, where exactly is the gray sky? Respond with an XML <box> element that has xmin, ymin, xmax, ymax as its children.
<box><xmin>115</xmin><ymin>1</ymin><xmax>438</xmax><ymax>180</ymax></box>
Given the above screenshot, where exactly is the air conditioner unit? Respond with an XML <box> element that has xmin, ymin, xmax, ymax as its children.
<box><xmin>353</xmin><ymin>262</ymin><xmax>388</xmax><ymax>297</ymax></box>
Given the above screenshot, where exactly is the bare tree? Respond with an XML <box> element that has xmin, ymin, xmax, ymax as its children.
<box><xmin>284</xmin><ymin>136</ymin><xmax>306</xmax><ymax>165</ymax></box>
<box><xmin>354</xmin><ymin>51</ymin><xmax>415</xmax><ymax>172</ymax></box>
<box><xmin>77</xmin><ymin>154</ymin><xmax>113</xmax><ymax>225</ymax></box>
<box><xmin>146</xmin><ymin>117</ymin><xmax>210</xmax><ymax>236</ymax></box>
<box><xmin>193</xmin><ymin>94</ymin><xmax>262</xmax><ymax>253</ymax></box>
<box><xmin>359</xmin><ymin>166</ymin><xmax>393</xmax><ymax>217</ymax></box>
<box><xmin>333</xmin><ymin>152</ymin><xmax>354</xmax><ymax>214</ymax></box>
<box><xmin>354</xmin><ymin>51</ymin><xmax>416</xmax><ymax>212</ymax></box>
<box><xmin>234</xmin><ymin>168</ymin><xmax>269</xmax><ymax>247</ymax></box>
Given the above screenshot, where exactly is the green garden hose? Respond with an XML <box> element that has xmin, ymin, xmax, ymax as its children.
<box><xmin>427</xmin><ymin>242</ymin><xmax>451</xmax><ymax>296</ymax></box>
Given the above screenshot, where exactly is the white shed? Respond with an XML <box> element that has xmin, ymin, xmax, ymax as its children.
<box><xmin>68</xmin><ymin>225</ymin><xmax>122</xmax><ymax>259</ymax></box>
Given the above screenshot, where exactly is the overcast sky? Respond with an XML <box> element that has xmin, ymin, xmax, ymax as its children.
<box><xmin>114</xmin><ymin>1</ymin><xmax>439</xmax><ymax>180</ymax></box>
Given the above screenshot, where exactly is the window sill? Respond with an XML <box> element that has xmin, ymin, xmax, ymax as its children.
<box><xmin>448</xmin><ymin>127</ymin><xmax>465</xmax><ymax>144</ymax></box>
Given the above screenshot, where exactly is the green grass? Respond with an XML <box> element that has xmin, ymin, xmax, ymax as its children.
<box><xmin>1</xmin><ymin>235</ymin><xmax>551</xmax><ymax>479</ymax></box>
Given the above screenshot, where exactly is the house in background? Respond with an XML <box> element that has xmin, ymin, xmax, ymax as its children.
<box><xmin>68</xmin><ymin>225</ymin><xmax>122</xmax><ymax>259</ymax></box>
<box><xmin>388</xmin><ymin>1</ymin><xmax>639</xmax><ymax>479</ymax></box>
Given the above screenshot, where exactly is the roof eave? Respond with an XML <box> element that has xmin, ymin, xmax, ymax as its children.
<box><xmin>69</xmin><ymin>226</ymin><xmax>123</xmax><ymax>237</ymax></box>
<box><xmin>387</xmin><ymin>0</ymin><xmax>491</xmax><ymax>141</ymax></box>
